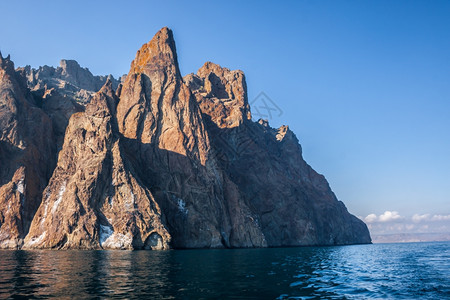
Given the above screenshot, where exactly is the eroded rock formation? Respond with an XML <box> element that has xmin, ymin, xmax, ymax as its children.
<box><xmin>24</xmin><ymin>81</ymin><xmax>170</xmax><ymax>250</ymax></box>
<box><xmin>18</xmin><ymin>59</ymin><xmax>120</xmax><ymax>104</ymax></box>
<box><xmin>0</xmin><ymin>27</ymin><xmax>371</xmax><ymax>249</ymax></box>
<box><xmin>0</xmin><ymin>53</ymin><xmax>55</xmax><ymax>248</ymax></box>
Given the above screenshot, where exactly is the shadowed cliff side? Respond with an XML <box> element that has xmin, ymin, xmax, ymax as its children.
<box><xmin>0</xmin><ymin>53</ymin><xmax>55</xmax><ymax>248</ymax></box>
<box><xmin>186</xmin><ymin>62</ymin><xmax>371</xmax><ymax>245</ymax></box>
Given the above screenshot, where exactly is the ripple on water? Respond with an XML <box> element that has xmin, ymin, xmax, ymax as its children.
<box><xmin>0</xmin><ymin>242</ymin><xmax>448</xmax><ymax>299</ymax></box>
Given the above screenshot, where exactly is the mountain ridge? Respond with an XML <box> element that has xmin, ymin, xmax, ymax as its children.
<box><xmin>0</xmin><ymin>27</ymin><xmax>371</xmax><ymax>249</ymax></box>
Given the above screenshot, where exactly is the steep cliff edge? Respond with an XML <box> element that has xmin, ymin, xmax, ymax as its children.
<box><xmin>116</xmin><ymin>27</ymin><xmax>265</xmax><ymax>248</ymax></box>
<box><xmin>0</xmin><ymin>53</ymin><xmax>55</xmax><ymax>248</ymax></box>
<box><xmin>0</xmin><ymin>27</ymin><xmax>371</xmax><ymax>249</ymax></box>
<box><xmin>24</xmin><ymin>81</ymin><xmax>170</xmax><ymax>249</ymax></box>
<box><xmin>186</xmin><ymin>62</ymin><xmax>371</xmax><ymax>245</ymax></box>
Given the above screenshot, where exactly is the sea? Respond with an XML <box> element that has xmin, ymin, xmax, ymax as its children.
<box><xmin>0</xmin><ymin>242</ymin><xmax>448</xmax><ymax>299</ymax></box>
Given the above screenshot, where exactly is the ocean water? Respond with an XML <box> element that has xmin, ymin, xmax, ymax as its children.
<box><xmin>0</xmin><ymin>242</ymin><xmax>448</xmax><ymax>299</ymax></box>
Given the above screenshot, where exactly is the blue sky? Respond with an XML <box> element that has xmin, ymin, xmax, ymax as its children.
<box><xmin>1</xmin><ymin>1</ymin><xmax>449</xmax><ymax>235</ymax></box>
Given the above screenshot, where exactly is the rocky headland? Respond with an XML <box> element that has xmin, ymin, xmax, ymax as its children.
<box><xmin>0</xmin><ymin>27</ymin><xmax>371</xmax><ymax>249</ymax></box>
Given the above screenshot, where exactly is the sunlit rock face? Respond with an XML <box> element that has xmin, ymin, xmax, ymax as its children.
<box><xmin>23</xmin><ymin>81</ymin><xmax>170</xmax><ymax>250</ymax></box>
<box><xmin>1</xmin><ymin>28</ymin><xmax>370</xmax><ymax>249</ymax></box>
<box><xmin>116</xmin><ymin>27</ymin><xmax>265</xmax><ymax>248</ymax></box>
<box><xmin>184</xmin><ymin>61</ymin><xmax>251</xmax><ymax>129</ymax></box>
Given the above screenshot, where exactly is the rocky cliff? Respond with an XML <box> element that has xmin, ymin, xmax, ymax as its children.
<box><xmin>0</xmin><ymin>28</ymin><xmax>371</xmax><ymax>249</ymax></box>
<box><xmin>0</xmin><ymin>53</ymin><xmax>55</xmax><ymax>249</ymax></box>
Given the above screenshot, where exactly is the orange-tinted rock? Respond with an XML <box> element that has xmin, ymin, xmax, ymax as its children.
<box><xmin>185</xmin><ymin>62</ymin><xmax>251</xmax><ymax>128</ymax></box>
<box><xmin>24</xmin><ymin>81</ymin><xmax>170</xmax><ymax>249</ymax></box>
<box><xmin>116</xmin><ymin>27</ymin><xmax>266</xmax><ymax>248</ymax></box>
<box><xmin>1</xmin><ymin>27</ymin><xmax>370</xmax><ymax>249</ymax></box>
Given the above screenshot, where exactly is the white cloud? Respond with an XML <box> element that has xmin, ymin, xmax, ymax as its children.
<box><xmin>364</xmin><ymin>213</ymin><xmax>377</xmax><ymax>223</ymax></box>
<box><xmin>431</xmin><ymin>214</ymin><xmax>450</xmax><ymax>221</ymax></box>
<box><xmin>362</xmin><ymin>210</ymin><xmax>450</xmax><ymax>238</ymax></box>
<box><xmin>363</xmin><ymin>211</ymin><xmax>403</xmax><ymax>223</ymax></box>
<box><xmin>364</xmin><ymin>210</ymin><xmax>450</xmax><ymax>237</ymax></box>
<box><xmin>379</xmin><ymin>211</ymin><xmax>402</xmax><ymax>222</ymax></box>
<box><xmin>412</xmin><ymin>213</ymin><xmax>430</xmax><ymax>222</ymax></box>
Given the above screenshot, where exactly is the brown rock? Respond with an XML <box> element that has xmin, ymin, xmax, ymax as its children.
<box><xmin>189</xmin><ymin>61</ymin><xmax>371</xmax><ymax>246</ymax></box>
<box><xmin>1</xmin><ymin>27</ymin><xmax>371</xmax><ymax>249</ymax></box>
<box><xmin>24</xmin><ymin>80</ymin><xmax>170</xmax><ymax>249</ymax></box>
<box><xmin>0</xmin><ymin>53</ymin><xmax>55</xmax><ymax>248</ymax></box>
<box><xmin>117</xmin><ymin>27</ymin><xmax>266</xmax><ymax>248</ymax></box>
<box><xmin>39</xmin><ymin>88</ymin><xmax>84</xmax><ymax>150</ymax></box>
<box><xmin>185</xmin><ymin>62</ymin><xmax>251</xmax><ymax>128</ymax></box>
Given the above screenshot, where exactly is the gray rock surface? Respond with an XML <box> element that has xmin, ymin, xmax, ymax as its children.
<box><xmin>17</xmin><ymin>59</ymin><xmax>121</xmax><ymax>104</ymax></box>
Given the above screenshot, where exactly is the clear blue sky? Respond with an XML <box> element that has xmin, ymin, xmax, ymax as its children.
<box><xmin>1</xmin><ymin>1</ymin><xmax>449</xmax><ymax>233</ymax></box>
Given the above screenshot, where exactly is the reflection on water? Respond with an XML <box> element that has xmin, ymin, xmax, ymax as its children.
<box><xmin>0</xmin><ymin>242</ymin><xmax>448</xmax><ymax>299</ymax></box>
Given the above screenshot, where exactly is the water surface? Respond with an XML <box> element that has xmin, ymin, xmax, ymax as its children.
<box><xmin>0</xmin><ymin>242</ymin><xmax>448</xmax><ymax>299</ymax></box>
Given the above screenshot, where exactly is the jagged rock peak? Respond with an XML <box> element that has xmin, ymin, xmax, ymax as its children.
<box><xmin>1</xmin><ymin>28</ymin><xmax>371</xmax><ymax>249</ymax></box>
<box><xmin>130</xmin><ymin>27</ymin><xmax>180</xmax><ymax>75</ymax></box>
<box><xmin>0</xmin><ymin>51</ymin><xmax>11</xmax><ymax>61</ymax></box>
<box><xmin>198</xmin><ymin>61</ymin><xmax>233</xmax><ymax>78</ymax></box>
<box><xmin>59</xmin><ymin>59</ymin><xmax>84</xmax><ymax>71</ymax></box>
<box><xmin>59</xmin><ymin>59</ymin><xmax>93</xmax><ymax>80</ymax></box>
<box><xmin>117</xmin><ymin>26</ymin><xmax>209</xmax><ymax>160</ymax></box>
<box><xmin>99</xmin><ymin>78</ymin><xmax>114</xmax><ymax>94</ymax></box>
<box><xmin>16</xmin><ymin>58</ymin><xmax>120</xmax><ymax>105</ymax></box>
<box><xmin>88</xmin><ymin>79</ymin><xmax>117</xmax><ymax>117</ymax></box>
<box><xmin>0</xmin><ymin>52</ymin><xmax>14</xmax><ymax>72</ymax></box>
<box><xmin>257</xmin><ymin>119</ymin><xmax>270</xmax><ymax>127</ymax></box>
<box><xmin>185</xmin><ymin>61</ymin><xmax>251</xmax><ymax>128</ymax></box>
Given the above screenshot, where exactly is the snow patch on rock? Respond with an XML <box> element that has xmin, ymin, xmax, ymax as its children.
<box><xmin>16</xmin><ymin>177</ymin><xmax>25</xmax><ymax>194</ymax></box>
<box><xmin>99</xmin><ymin>225</ymin><xmax>133</xmax><ymax>249</ymax></box>
<box><xmin>28</xmin><ymin>231</ymin><xmax>46</xmax><ymax>246</ymax></box>
<box><xmin>51</xmin><ymin>181</ymin><xmax>66</xmax><ymax>214</ymax></box>
<box><xmin>40</xmin><ymin>188</ymin><xmax>52</xmax><ymax>225</ymax></box>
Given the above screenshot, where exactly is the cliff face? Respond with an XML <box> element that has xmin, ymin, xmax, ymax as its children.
<box><xmin>186</xmin><ymin>62</ymin><xmax>370</xmax><ymax>246</ymax></box>
<box><xmin>17</xmin><ymin>60</ymin><xmax>120</xmax><ymax>150</ymax></box>
<box><xmin>23</xmin><ymin>81</ymin><xmax>170</xmax><ymax>250</ymax></box>
<box><xmin>116</xmin><ymin>28</ymin><xmax>265</xmax><ymax>248</ymax></box>
<box><xmin>0</xmin><ymin>54</ymin><xmax>55</xmax><ymax>248</ymax></box>
<box><xmin>0</xmin><ymin>28</ymin><xmax>371</xmax><ymax>249</ymax></box>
